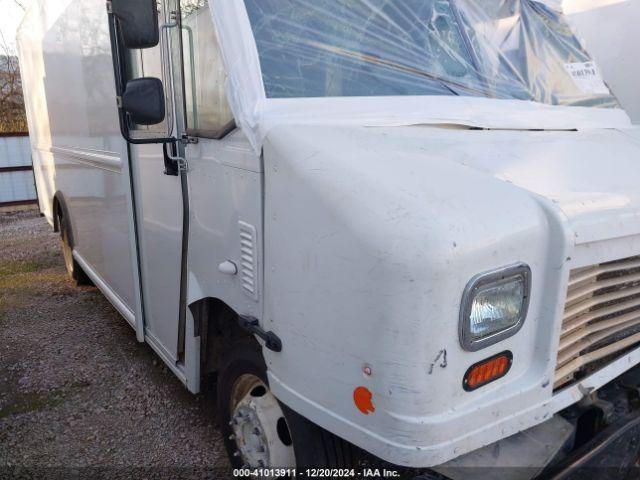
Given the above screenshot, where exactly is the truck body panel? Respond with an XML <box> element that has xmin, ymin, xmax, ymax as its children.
<box><xmin>262</xmin><ymin>123</ymin><xmax>640</xmax><ymax>465</ymax></box>
<box><xmin>17</xmin><ymin>0</ymin><xmax>142</xmax><ymax>332</ymax></box>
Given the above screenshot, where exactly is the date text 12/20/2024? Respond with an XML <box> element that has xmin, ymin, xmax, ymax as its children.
<box><xmin>233</xmin><ymin>468</ymin><xmax>402</xmax><ymax>478</ymax></box>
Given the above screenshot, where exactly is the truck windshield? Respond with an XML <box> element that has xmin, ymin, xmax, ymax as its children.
<box><xmin>244</xmin><ymin>0</ymin><xmax>618</xmax><ymax>108</ymax></box>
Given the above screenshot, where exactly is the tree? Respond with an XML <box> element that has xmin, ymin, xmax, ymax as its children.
<box><xmin>0</xmin><ymin>32</ymin><xmax>28</xmax><ymax>134</ymax></box>
<box><xmin>180</xmin><ymin>0</ymin><xmax>207</xmax><ymax>17</ymax></box>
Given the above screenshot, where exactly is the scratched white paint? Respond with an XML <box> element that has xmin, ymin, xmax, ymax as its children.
<box><xmin>264</xmin><ymin>124</ymin><xmax>640</xmax><ymax>467</ymax></box>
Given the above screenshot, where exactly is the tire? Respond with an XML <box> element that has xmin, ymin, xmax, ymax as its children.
<box><xmin>56</xmin><ymin>206</ymin><xmax>92</xmax><ymax>286</ymax></box>
<box><xmin>217</xmin><ymin>339</ymin><xmax>363</xmax><ymax>473</ymax></box>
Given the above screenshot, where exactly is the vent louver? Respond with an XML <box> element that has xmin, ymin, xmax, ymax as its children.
<box><xmin>239</xmin><ymin>221</ymin><xmax>258</xmax><ymax>300</ymax></box>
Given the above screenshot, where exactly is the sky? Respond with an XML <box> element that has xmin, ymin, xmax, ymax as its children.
<box><xmin>0</xmin><ymin>0</ymin><xmax>33</xmax><ymax>53</ymax></box>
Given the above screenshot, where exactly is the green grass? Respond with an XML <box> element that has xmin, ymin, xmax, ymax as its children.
<box><xmin>0</xmin><ymin>381</ymin><xmax>91</xmax><ymax>420</ymax></box>
<box><xmin>0</xmin><ymin>251</ymin><xmax>61</xmax><ymax>277</ymax></box>
<box><xmin>0</xmin><ymin>389</ymin><xmax>67</xmax><ymax>419</ymax></box>
<box><xmin>0</xmin><ymin>250</ymin><xmax>65</xmax><ymax>319</ymax></box>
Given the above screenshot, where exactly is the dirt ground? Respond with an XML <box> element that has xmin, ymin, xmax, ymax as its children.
<box><xmin>0</xmin><ymin>210</ymin><xmax>232</xmax><ymax>479</ymax></box>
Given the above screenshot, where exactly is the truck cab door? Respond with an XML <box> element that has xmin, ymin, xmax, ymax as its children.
<box><xmin>108</xmin><ymin>0</ymin><xmax>261</xmax><ymax>387</ymax></box>
<box><xmin>177</xmin><ymin>0</ymin><xmax>264</xmax><ymax>325</ymax></box>
<box><xmin>107</xmin><ymin>0</ymin><xmax>189</xmax><ymax>372</ymax></box>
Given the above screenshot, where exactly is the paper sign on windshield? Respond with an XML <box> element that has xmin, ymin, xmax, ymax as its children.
<box><xmin>564</xmin><ymin>62</ymin><xmax>610</xmax><ymax>95</ymax></box>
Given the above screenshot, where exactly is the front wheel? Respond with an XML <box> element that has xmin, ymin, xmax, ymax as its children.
<box><xmin>56</xmin><ymin>206</ymin><xmax>91</xmax><ymax>285</ymax></box>
<box><xmin>218</xmin><ymin>340</ymin><xmax>296</xmax><ymax>470</ymax></box>
<box><xmin>217</xmin><ymin>339</ymin><xmax>362</xmax><ymax>473</ymax></box>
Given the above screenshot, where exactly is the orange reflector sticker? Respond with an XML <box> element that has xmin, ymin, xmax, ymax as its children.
<box><xmin>353</xmin><ymin>386</ymin><xmax>375</xmax><ymax>415</ymax></box>
<box><xmin>463</xmin><ymin>351</ymin><xmax>513</xmax><ymax>391</ymax></box>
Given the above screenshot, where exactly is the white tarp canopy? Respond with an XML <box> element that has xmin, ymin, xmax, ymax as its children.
<box><xmin>208</xmin><ymin>0</ymin><xmax>631</xmax><ymax>152</ymax></box>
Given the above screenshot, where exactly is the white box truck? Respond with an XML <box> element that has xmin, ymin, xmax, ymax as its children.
<box><xmin>16</xmin><ymin>0</ymin><xmax>640</xmax><ymax>477</ymax></box>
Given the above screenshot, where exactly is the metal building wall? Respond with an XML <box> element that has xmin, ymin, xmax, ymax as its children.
<box><xmin>0</xmin><ymin>133</ymin><xmax>37</xmax><ymax>207</ymax></box>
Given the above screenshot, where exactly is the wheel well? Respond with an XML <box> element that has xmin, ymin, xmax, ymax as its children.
<box><xmin>189</xmin><ymin>297</ymin><xmax>258</xmax><ymax>375</ymax></box>
<box><xmin>52</xmin><ymin>196</ymin><xmax>60</xmax><ymax>233</ymax></box>
<box><xmin>52</xmin><ymin>192</ymin><xmax>73</xmax><ymax>247</ymax></box>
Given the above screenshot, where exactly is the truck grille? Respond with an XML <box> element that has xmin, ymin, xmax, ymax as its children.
<box><xmin>555</xmin><ymin>255</ymin><xmax>640</xmax><ymax>389</ymax></box>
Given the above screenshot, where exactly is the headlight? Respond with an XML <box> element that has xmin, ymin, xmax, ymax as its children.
<box><xmin>459</xmin><ymin>263</ymin><xmax>531</xmax><ymax>351</ymax></box>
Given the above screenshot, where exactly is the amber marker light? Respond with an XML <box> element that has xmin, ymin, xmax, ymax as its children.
<box><xmin>463</xmin><ymin>351</ymin><xmax>513</xmax><ymax>391</ymax></box>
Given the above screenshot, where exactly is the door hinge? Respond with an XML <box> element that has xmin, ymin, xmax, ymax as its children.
<box><xmin>180</xmin><ymin>134</ymin><xmax>199</xmax><ymax>145</ymax></box>
<box><xmin>177</xmin><ymin>157</ymin><xmax>188</xmax><ymax>173</ymax></box>
<box><xmin>115</xmin><ymin>95</ymin><xmax>122</xmax><ymax>108</ymax></box>
<box><xmin>238</xmin><ymin>316</ymin><xmax>282</xmax><ymax>353</ymax></box>
<box><xmin>106</xmin><ymin>0</ymin><xmax>113</xmax><ymax>14</ymax></box>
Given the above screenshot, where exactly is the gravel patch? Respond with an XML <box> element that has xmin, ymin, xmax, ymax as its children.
<box><xmin>0</xmin><ymin>210</ymin><xmax>232</xmax><ymax>479</ymax></box>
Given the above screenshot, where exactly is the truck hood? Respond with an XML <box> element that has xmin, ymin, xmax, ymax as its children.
<box><xmin>251</xmin><ymin>97</ymin><xmax>632</xmax><ymax>153</ymax></box>
<box><xmin>437</xmin><ymin>126</ymin><xmax>640</xmax><ymax>244</ymax></box>
<box><xmin>268</xmin><ymin>124</ymin><xmax>640</xmax><ymax>245</ymax></box>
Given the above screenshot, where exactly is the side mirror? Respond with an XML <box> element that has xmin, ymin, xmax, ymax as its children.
<box><xmin>111</xmin><ymin>0</ymin><xmax>159</xmax><ymax>49</ymax></box>
<box><xmin>122</xmin><ymin>77</ymin><xmax>166</xmax><ymax>125</ymax></box>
